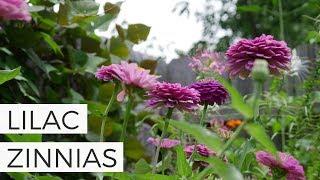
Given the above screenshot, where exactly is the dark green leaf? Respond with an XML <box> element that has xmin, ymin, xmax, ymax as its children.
<box><xmin>237</xmin><ymin>5</ymin><xmax>262</xmax><ymax>13</ymax></box>
<box><xmin>127</xmin><ymin>24</ymin><xmax>151</xmax><ymax>44</ymax></box>
<box><xmin>40</xmin><ymin>32</ymin><xmax>63</xmax><ymax>56</ymax></box>
<box><xmin>109</xmin><ymin>37</ymin><xmax>129</xmax><ymax>58</ymax></box>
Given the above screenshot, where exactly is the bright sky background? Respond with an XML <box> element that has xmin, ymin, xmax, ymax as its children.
<box><xmin>95</xmin><ymin>0</ymin><xmax>207</xmax><ymax>62</ymax></box>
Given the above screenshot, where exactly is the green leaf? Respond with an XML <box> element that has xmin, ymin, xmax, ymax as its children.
<box><xmin>0</xmin><ymin>67</ymin><xmax>20</xmax><ymax>85</ymax></box>
<box><xmin>176</xmin><ymin>145</ymin><xmax>191</xmax><ymax>177</ymax></box>
<box><xmin>36</xmin><ymin>176</ymin><xmax>62</xmax><ymax>180</ymax></box>
<box><xmin>215</xmin><ymin>76</ymin><xmax>254</xmax><ymax>119</ymax></box>
<box><xmin>25</xmin><ymin>49</ymin><xmax>57</xmax><ymax>77</ymax></box>
<box><xmin>71</xmin><ymin>0</ymin><xmax>99</xmax><ymax>16</ymax></box>
<box><xmin>170</xmin><ymin>120</ymin><xmax>223</xmax><ymax>152</ymax></box>
<box><xmin>7</xmin><ymin>172</ymin><xmax>33</xmax><ymax>180</ymax></box>
<box><xmin>40</xmin><ymin>32</ymin><xmax>63</xmax><ymax>56</ymax></box>
<box><xmin>6</xmin><ymin>134</ymin><xmax>42</xmax><ymax>142</ymax></box>
<box><xmin>198</xmin><ymin>156</ymin><xmax>244</xmax><ymax>180</ymax></box>
<box><xmin>28</xmin><ymin>5</ymin><xmax>45</xmax><ymax>12</ymax></box>
<box><xmin>194</xmin><ymin>167</ymin><xmax>215</xmax><ymax>180</ymax></box>
<box><xmin>104</xmin><ymin>2</ymin><xmax>121</xmax><ymax>15</ymax></box>
<box><xmin>135</xmin><ymin>159</ymin><xmax>152</xmax><ymax>174</ymax></box>
<box><xmin>109</xmin><ymin>37</ymin><xmax>129</xmax><ymax>58</ymax></box>
<box><xmin>244</xmin><ymin>123</ymin><xmax>277</xmax><ymax>156</ymax></box>
<box><xmin>237</xmin><ymin>5</ymin><xmax>262</xmax><ymax>13</ymax></box>
<box><xmin>104</xmin><ymin>172</ymin><xmax>178</xmax><ymax>180</ymax></box>
<box><xmin>127</xmin><ymin>24</ymin><xmax>151</xmax><ymax>44</ymax></box>
<box><xmin>89</xmin><ymin>14</ymin><xmax>116</xmax><ymax>31</ymax></box>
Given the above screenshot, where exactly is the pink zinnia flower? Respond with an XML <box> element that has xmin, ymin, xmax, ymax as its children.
<box><xmin>226</xmin><ymin>34</ymin><xmax>291</xmax><ymax>79</ymax></box>
<box><xmin>147</xmin><ymin>137</ymin><xmax>180</xmax><ymax>149</ymax></box>
<box><xmin>256</xmin><ymin>151</ymin><xmax>305</xmax><ymax>180</ymax></box>
<box><xmin>189</xmin><ymin>51</ymin><xmax>226</xmax><ymax>75</ymax></box>
<box><xmin>146</xmin><ymin>82</ymin><xmax>200</xmax><ymax>111</ymax></box>
<box><xmin>188</xmin><ymin>79</ymin><xmax>229</xmax><ymax>106</ymax></box>
<box><xmin>96</xmin><ymin>61</ymin><xmax>159</xmax><ymax>101</ymax></box>
<box><xmin>0</xmin><ymin>0</ymin><xmax>31</xmax><ymax>22</ymax></box>
<box><xmin>184</xmin><ymin>144</ymin><xmax>215</xmax><ymax>157</ymax></box>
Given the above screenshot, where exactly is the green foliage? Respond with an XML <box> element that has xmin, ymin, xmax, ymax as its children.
<box><xmin>0</xmin><ymin>67</ymin><xmax>20</xmax><ymax>85</ymax></box>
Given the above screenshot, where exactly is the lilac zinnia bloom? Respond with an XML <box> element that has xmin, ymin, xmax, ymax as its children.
<box><xmin>147</xmin><ymin>137</ymin><xmax>180</xmax><ymax>149</ymax></box>
<box><xmin>184</xmin><ymin>144</ymin><xmax>215</xmax><ymax>157</ymax></box>
<box><xmin>147</xmin><ymin>82</ymin><xmax>200</xmax><ymax>111</ymax></box>
<box><xmin>96</xmin><ymin>61</ymin><xmax>158</xmax><ymax>89</ymax></box>
<box><xmin>256</xmin><ymin>151</ymin><xmax>305</xmax><ymax>180</ymax></box>
<box><xmin>226</xmin><ymin>34</ymin><xmax>291</xmax><ymax>79</ymax></box>
<box><xmin>188</xmin><ymin>79</ymin><xmax>229</xmax><ymax>105</ymax></box>
<box><xmin>96</xmin><ymin>61</ymin><xmax>159</xmax><ymax>101</ymax></box>
<box><xmin>0</xmin><ymin>0</ymin><xmax>31</xmax><ymax>22</ymax></box>
<box><xmin>189</xmin><ymin>51</ymin><xmax>226</xmax><ymax>74</ymax></box>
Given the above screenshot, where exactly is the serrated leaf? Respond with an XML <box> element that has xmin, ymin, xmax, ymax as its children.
<box><xmin>0</xmin><ymin>67</ymin><xmax>20</xmax><ymax>85</ymax></box>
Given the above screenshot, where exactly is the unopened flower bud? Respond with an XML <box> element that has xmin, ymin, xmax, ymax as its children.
<box><xmin>252</xmin><ymin>59</ymin><xmax>269</xmax><ymax>82</ymax></box>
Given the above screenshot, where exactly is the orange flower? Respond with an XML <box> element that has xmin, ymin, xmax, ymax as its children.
<box><xmin>225</xmin><ymin>119</ymin><xmax>242</xmax><ymax>129</ymax></box>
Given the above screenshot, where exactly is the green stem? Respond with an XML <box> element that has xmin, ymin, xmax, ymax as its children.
<box><xmin>218</xmin><ymin>122</ymin><xmax>245</xmax><ymax>157</ymax></box>
<box><xmin>98</xmin><ymin>83</ymin><xmax>119</xmax><ymax>180</ymax></box>
<box><xmin>278</xmin><ymin>0</ymin><xmax>284</xmax><ymax>40</ymax></box>
<box><xmin>100</xmin><ymin>83</ymin><xmax>119</xmax><ymax>142</ymax></box>
<box><xmin>200</xmin><ymin>103</ymin><xmax>208</xmax><ymax>126</ymax></box>
<box><xmin>252</xmin><ymin>82</ymin><xmax>263</xmax><ymax>120</ymax></box>
<box><xmin>152</xmin><ymin>108</ymin><xmax>174</xmax><ymax>173</ymax></box>
<box><xmin>120</xmin><ymin>94</ymin><xmax>133</xmax><ymax>142</ymax></box>
<box><xmin>189</xmin><ymin>104</ymin><xmax>209</xmax><ymax>162</ymax></box>
<box><xmin>281</xmin><ymin>118</ymin><xmax>285</xmax><ymax>151</ymax></box>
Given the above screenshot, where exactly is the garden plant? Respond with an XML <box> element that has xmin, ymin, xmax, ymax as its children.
<box><xmin>0</xmin><ymin>0</ymin><xmax>320</xmax><ymax>180</ymax></box>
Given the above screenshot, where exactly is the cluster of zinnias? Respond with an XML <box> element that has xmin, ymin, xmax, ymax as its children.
<box><xmin>189</xmin><ymin>51</ymin><xmax>225</xmax><ymax>75</ymax></box>
<box><xmin>147</xmin><ymin>137</ymin><xmax>180</xmax><ymax>149</ymax></box>
<box><xmin>256</xmin><ymin>151</ymin><xmax>305</xmax><ymax>180</ymax></box>
<box><xmin>188</xmin><ymin>79</ymin><xmax>229</xmax><ymax>106</ymax></box>
<box><xmin>226</xmin><ymin>34</ymin><xmax>291</xmax><ymax>79</ymax></box>
<box><xmin>146</xmin><ymin>82</ymin><xmax>201</xmax><ymax>111</ymax></box>
<box><xmin>0</xmin><ymin>0</ymin><xmax>31</xmax><ymax>22</ymax></box>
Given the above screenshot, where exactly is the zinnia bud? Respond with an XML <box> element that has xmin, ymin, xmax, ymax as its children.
<box><xmin>252</xmin><ymin>59</ymin><xmax>269</xmax><ymax>82</ymax></box>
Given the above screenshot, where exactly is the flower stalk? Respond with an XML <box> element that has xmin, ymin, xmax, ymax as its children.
<box><xmin>152</xmin><ymin>108</ymin><xmax>174</xmax><ymax>173</ymax></box>
<box><xmin>120</xmin><ymin>92</ymin><xmax>133</xmax><ymax>142</ymax></box>
<box><xmin>100</xmin><ymin>83</ymin><xmax>119</xmax><ymax>142</ymax></box>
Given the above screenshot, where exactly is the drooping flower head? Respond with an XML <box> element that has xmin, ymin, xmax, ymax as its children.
<box><xmin>146</xmin><ymin>82</ymin><xmax>200</xmax><ymax>111</ymax></box>
<box><xmin>0</xmin><ymin>0</ymin><xmax>31</xmax><ymax>22</ymax></box>
<box><xmin>147</xmin><ymin>137</ymin><xmax>180</xmax><ymax>149</ymax></box>
<box><xmin>184</xmin><ymin>144</ymin><xmax>215</xmax><ymax>157</ymax></box>
<box><xmin>96</xmin><ymin>61</ymin><xmax>158</xmax><ymax>89</ymax></box>
<box><xmin>188</xmin><ymin>79</ymin><xmax>229</xmax><ymax>106</ymax></box>
<box><xmin>256</xmin><ymin>151</ymin><xmax>305</xmax><ymax>180</ymax></box>
<box><xmin>96</xmin><ymin>61</ymin><xmax>159</xmax><ymax>101</ymax></box>
<box><xmin>189</xmin><ymin>51</ymin><xmax>226</xmax><ymax>75</ymax></box>
<box><xmin>226</xmin><ymin>34</ymin><xmax>291</xmax><ymax>79</ymax></box>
